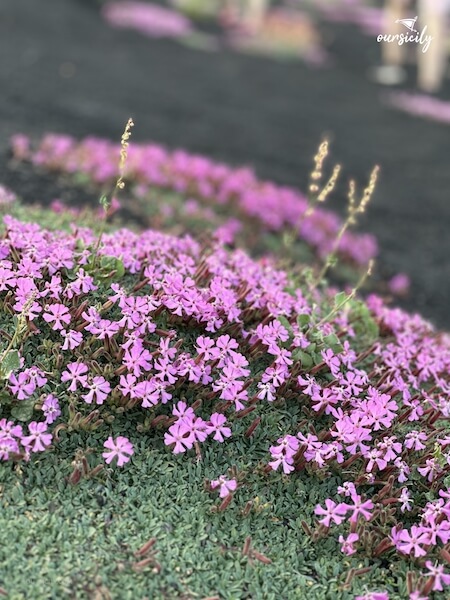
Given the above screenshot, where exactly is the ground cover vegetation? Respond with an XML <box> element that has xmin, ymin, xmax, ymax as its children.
<box><xmin>0</xmin><ymin>122</ymin><xmax>449</xmax><ymax>600</ymax></box>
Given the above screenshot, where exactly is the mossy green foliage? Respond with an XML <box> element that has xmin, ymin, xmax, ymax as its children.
<box><xmin>0</xmin><ymin>203</ymin><xmax>443</xmax><ymax>600</ymax></box>
<box><xmin>1</xmin><ymin>425</ymin><xmax>408</xmax><ymax>600</ymax></box>
<box><xmin>3</xmin><ymin>201</ymin><xmax>122</xmax><ymax>236</ymax></box>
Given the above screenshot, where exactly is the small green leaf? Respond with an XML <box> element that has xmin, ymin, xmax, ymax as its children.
<box><xmin>99</xmin><ymin>256</ymin><xmax>125</xmax><ymax>280</ymax></box>
<box><xmin>0</xmin><ymin>390</ymin><xmax>13</xmax><ymax>406</ymax></box>
<box><xmin>99</xmin><ymin>195</ymin><xmax>110</xmax><ymax>210</ymax></box>
<box><xmin>323</xmin><ymin>334</ymin><xmax>342</xmax><ymax>353</ymax></box>
<box><xmin>334</xmin><ymin>292</ymin><xmax>348</xmax><ymax>308</ymax></box>
<box><xmin>292</xmin><ymin>349</ymin><xmax>313</xmax><ymax>369</ymax></box>
<box><xmin>85</xmin><ymin>255</ymin><xmax>125</xmax><ymax>284</ymax></box>
<box><xmin>277</xmin><ymin>316</ymin><xmax>292</xmax><ymax>334</ymax></box>
<box><xmin>1</xmin><ymin>349</ymin><xmax>20</xmax><ymax>379</ymax></box>
<box><xmin>348</xmin><ymin>300</ymin><xmax>379</xmax><ymax>343</ymax></box>
<box><xmin>312</xmin><ymin>353</ymin><xmax>323</xmax><ymax>366</ymax></box>
<box><xmin>11</xmin><ymin>398</ymin><xmax>35</xmax><ymax>421</ymax></box>
<box><xmin>297</xmin><ymin>314</ymin><xmax>310</xmax><ymax>328</ymax></box>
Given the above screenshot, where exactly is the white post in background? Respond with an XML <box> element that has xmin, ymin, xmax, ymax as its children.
<box><xmin>417</xmin><ymin>0</ymin><xmax>449</xmax><ymax>92</ymax></box>
<box><xmin>243</xmin><ymin>0</ymin><xmax>269</xmax><ymax>33</ymax></box>
<box><xmin>382</xmin><ymin>0</ymin><xmax>410</xmax><ymax>67</ymax></box>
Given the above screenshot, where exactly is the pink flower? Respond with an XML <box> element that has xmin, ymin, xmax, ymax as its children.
<box><xmin>42</xmin><ymin>394</ymin><xmax>61</xmax><ymax>424</ymax></box>
<box><xmin>269</xmin><ymin>434</ymin><xmax>299</xmax><ymax>474</ymax></box>
<box><xmin>195</xmin><ymin>335</ymin><xmax>216</xmax><ymax>360</ymax></box>
<box><xmin>409</xmin><ymin>592</ymin><xmax>428</xmax><ymax>600</ymax></box>
<box><xmin>204</xmin><ymin>413</ymin><xmax>232</xmax><ymax>442</ymax></box>
<box><xmin>61</xmin><ymin>329</ymin><xmax>83</xmax><ymax>350</ymax></box>
<box><xmin>118</xmin><ymin>373</ymin><xmax>137</xmax><ymax>397</ymax></box>
<box><xmin>172</xmin><ymin>401</ymin><xmax>195</xmax><ymax>421</ymax></box>
<box><xmin>338</xmin><ymin>532</ymin><xmax>359</xmax><ymax>556</ymax></box>
<box><xmin>388</xmin><ymin>273</ymin><xmax>410</xmax><ymax>296</ymax></box>
<box><xmin>43</xmin><ymin>303</ymin><xmax>71</xmax><ymax>331</ymax></box>
<box><xmin>0</xmin><ymin>436</ymin><xmax>19</xmax><ymax>460</ymax></box>
<box><xmin>210</xmin><ymin>475</ymin><xmax>237</xmax><ymax>498</ymax></box>
<box><xmin>181</xmin><ymin>416</ymin><xmax>208</xmax><ymax>443</ymax></box>
<box><xmin>65</xmin><ymin>268</ymin><xmax>97</xmax><ymax>298</ymax></box>
<box><xmin>123</xmin><ymin>340</ymin><xmax>152</xmax><ymax>376</ymax></box>
<box><xmin>405</xmin><ymin>430</ymin><xmax>428</xmax><ymax>451</ymax></box>
<box><xmin>9</xmin><ymin>371</ymin><xmax>35</xmax><ymax>400</ymax></box>
<box><xmin>0</xmin><ymin>419</ymin><xmax>23</xmax><ymax>439</ymax></box>
<box><xmin>314</xmin><ymin>499</ymin><xmax>348</xmax><ymax>528</ymax></box>
<box><xmin>399</xmin><ymin>488</ymin><xmax>413</xmax><ymax>512</ymax></box>
<box><xmin>22</xmin><ymin>422</ymin><xmax>52</xmax><ymax>453</ymax></box>
<box><xmin>102</xmin><ymin>436</ymin><xmax>134</xmax><ymax>467</ymax></box>
<box><xmin>423</xmin><ymin>561</ymin><xmax>450</xmax><ymax>592</ymax></box>
<box><xmin>337</xmin><ymin>482</ymin><xmax>357</xmax><ymax>498</ymax></box>
<box><xmin>90</xmin><ymin>319</ymin><xmax>121</xmax><ymax>340</ymax></box>
<box><xmin>342</xmin><ymin>494</ymin><xmax>374</xmax><ymax>524</ymax></box>
<box><xmin>164</xmin><ymin>422</ymin><xmax>195</xmax><ymax>454</ymax></box>
<box><xmin>81</xmin><ymin>376</ymin><xmax>111</xmax><ymax>405</ymax></box>
<box><xmin>418</xmin><ymin>458</ymin><xmax>442</xmax><ymax>482</ymax></box>
<box><xmin>61</xmin><ymin>362</ymin><xmax>89</xmax><ymax>392</ymax></box>
<box><xmin>396</xmin><ymin>525</ymin><xmax>430</xmax><ymax>558</ymax></box>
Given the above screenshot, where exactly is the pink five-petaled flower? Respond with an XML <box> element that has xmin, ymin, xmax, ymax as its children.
<box><xmin>82</xmin><ymin>376</ymin><xmax>111</xmax><ymax>405</ymax></box>
<box><xmin>343</xmin><ymin>494</ymin><xmax>374</xmax><ymax>524</ymax></box>
<box><xmin>204</xmin><ymin>413</ymin><xmax>232</xmax><ymax>442</ymax></box>
<box><xmin>396</xmin><ymin>525</ymin><xmax>431</xmax><ymax>558</ymax></box>
<box><xmin>405</xmin><ymin>430</ymin><xmax>428</xmax><ymax>451</ymax></box>
<box><xmin>164</xmin><ymin>421</ymin><xmax>195</xmax><ymax>454</ymax></box>
<box><xmin>423</xmin><ymin>561</ymin><xmax>450</xmax><ymax>592</ymax></box>
<box><xmin>418</xmin><ymin>458</ymin><xmax>442</xmax><ymax>482</ymax></box>
<box><xmin>409</xmin><ymin>593</ymin><xmax>429</xmax><ymax>600</ymax></box>
<box><xmin>43</xmin><ymin>303</ymin><xmax>71</xmax><ymax>331</ymax></box>
<box><xmin>399</xmin><ymin>488</ymin><xmax>413</xmax><ymax>512</ymax></box>
<box><xmin>61</xmin><ymin>329</ymin><xmax>83</xmax><ymax>350</ymax></box>
<box><xmin>338</xmin><ymin>532</ymin><xmax>359</xmax><ymax>556</ymax></box>
<box><xmin>0</xmin><ymin>436</ymin><xmax>19</xmax><ymax>461</ymax></box>
<box><xmin>210</xmin><ymin>475</ymin><xmax>237</xmax><ymax>498</ymax></box>
<box><xmin>195</xmin><ymin>335</ymin><xmax>216</xmax><ymax>360</ymax></box>
<box><xmin>172</xmin><ymin>400</ymin><xmax>195</xmax><ymax>421</ymax></box>
<box><xmin>102</xmin><ymin>436</ymin><xmax>134</xmax><ymax>467</ymax></box>
<box><xmin>9</xmin><ymin>371</ymin><xmax>35</xmax><ymax>400</ymax></box>
<box><xmin>61</xmin><ymin>362</ymin><xmax>89</xmax><ymax>392</ymax></box>
<box><xmin>21</xmin><ymin>421</ymin><xmax>52</xmax><ymax>453</ymax></box>
<box><xmin>314</xmin><ymin>499</ymin><xmax>348</xmax><ymax>528</ymax></box>
<box><xmin>122</xmin><ymin>340</ymin><xmax>152</xmax><ymax>377</ymax></box>
<box><xmin>181</xmin><ymin>416</ymin><xmax>208</xmax><ymax>443</ymax></box>
<box><xmin>42</xmin><ymin>394</ymin><xmax>61</xmax><ymax>425</ymax></box>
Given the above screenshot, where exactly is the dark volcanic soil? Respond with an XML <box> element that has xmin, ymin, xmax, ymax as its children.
<box><xmin>0</xmin><ymin>0</ymin><xmax>449</xmax><ymax>329</ymax></box>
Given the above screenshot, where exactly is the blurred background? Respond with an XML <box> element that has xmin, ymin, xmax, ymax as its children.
<box><xmin>0</xmin><ymin>0</ymin><xmax>449</xmax><ymax>328</ymax></box>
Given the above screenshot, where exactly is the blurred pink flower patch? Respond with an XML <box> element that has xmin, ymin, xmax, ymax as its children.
<box><xmin>385</xmin><ymin>92</ymin><xmax>450</xmax><ymax>125</ymax></box>
<box><xmin>388</xmin><ymin>273</ymin><xmax>411</xmax><ymax>297</ymax></box>
<box><xmin>102</xmin><ymin>2</ymin><xmax>193</xmax><ymax>38</ymax></box>
<box><xmin>0</xmin><ymin>185</ymin><xmax>17</xmax><ymax>207</ymax></box>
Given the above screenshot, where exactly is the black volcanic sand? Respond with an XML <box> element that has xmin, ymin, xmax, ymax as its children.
<box><xmin>0</xmin><ymin>0</ymin><xmax>449</xmax><ymax>329</ymax></box>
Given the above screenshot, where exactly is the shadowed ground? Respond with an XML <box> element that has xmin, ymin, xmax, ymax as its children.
<box><xmin>0</xmin><ymin>0</ymin><xmax>449</xmax><ymax>328</ymax></box>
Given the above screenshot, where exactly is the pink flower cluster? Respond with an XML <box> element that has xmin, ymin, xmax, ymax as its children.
<box><xmin>164</xmin><ymin>401</ymin><xmax>232</xmax><ymax>454</ymax></box>
<box><xmin>268</xmin><ymin>289</ymin><xmax>450</xmax><ymax>575</ymax></box>
<box><xmin>0</xmin><ymin>419</ymin><xmax>52</xmax><ymax>460</ymax></box>
<box><xmin>0</xmin><ymin>212</ymin><xmax>449</xmax><ymax>592</ymax></box>
<box><xmin>0</xmin><ymin>214</ymin><xmax>323</xmax><ymax>467</ymax></box>
<box><xmin>10</xmin><ymin>133</ymin><xmax>378</xmax><ymax>266</ymax></box>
